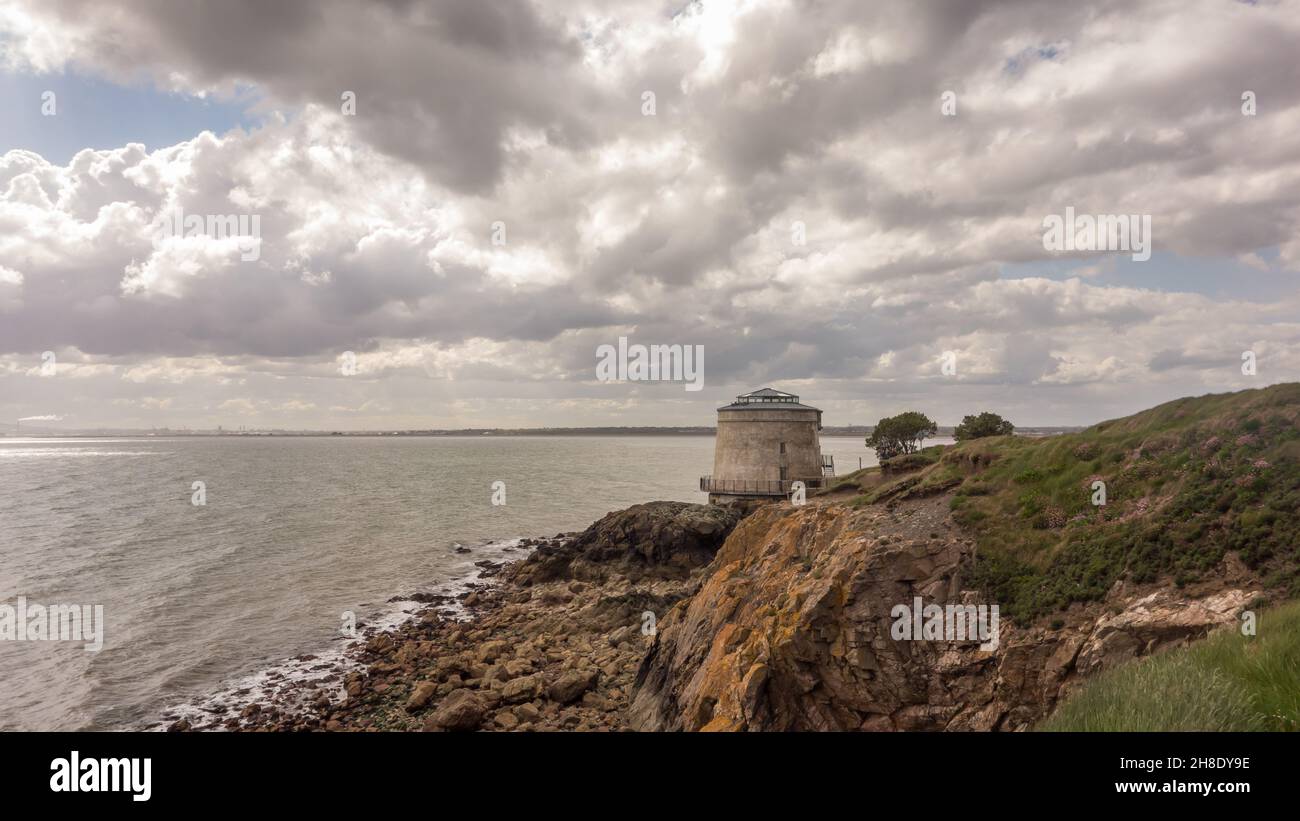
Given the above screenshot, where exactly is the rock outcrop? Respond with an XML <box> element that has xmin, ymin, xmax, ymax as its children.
<box><xmin>1073</xmin><ymin>588</ymin><xmax>1257</xmax><ymax>677</ymax></box>
<box><xmin>508</xmin><ymin>501</ymin><xmax>743</xmax><ymax>585</ymax></box>
<box><xmin>630</xmin><ymin>496</ymin><xmax>1259</xmax><ymax>732</ymax></box>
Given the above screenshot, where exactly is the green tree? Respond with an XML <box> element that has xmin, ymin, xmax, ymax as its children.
<box><xmin>954</xmin><ymin>411</ymin><xmax>1015</xmax><ymax>442</ymax></box>
<box><xmin>867</xmin><ymin>411</ymin><xmax>938</xmax><ymax>460</ymax></box>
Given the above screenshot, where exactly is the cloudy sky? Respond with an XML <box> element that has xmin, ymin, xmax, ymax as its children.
<box><xmin>1</xmin><ymin>0</ymin><xmax>1298</xmax><ymax>431</ymax></box>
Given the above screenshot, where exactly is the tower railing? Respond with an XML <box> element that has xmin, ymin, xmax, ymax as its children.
<box><xmin>699</xmin><ymin>476</ymin><xmax>825</xmax><ymax>496</ymax></box>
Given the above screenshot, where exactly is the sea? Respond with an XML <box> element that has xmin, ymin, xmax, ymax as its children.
<box><xmin>0</xmin><ymin>433</ymin><xmax>909</xmax><ymax>730</ymax></box>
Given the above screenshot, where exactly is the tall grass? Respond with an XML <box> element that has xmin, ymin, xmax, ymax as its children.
<box><xmin>1039</xmin><ymin>600</ymin><xmax>1300</xmax><ymax>731</ymax></box>
<box><xmin>845</xmin><ymin>383</ymin><xmax>1300</xmax><ymax>621</ymax></box>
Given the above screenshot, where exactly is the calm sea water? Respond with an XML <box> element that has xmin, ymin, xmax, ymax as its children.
<box><xmin>0</xmin><ymin>434</ymin><xmax>883</xmax><ymax>730</ymax></box>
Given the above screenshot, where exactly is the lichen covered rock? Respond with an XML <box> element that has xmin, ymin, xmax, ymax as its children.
<box><xmin>630</xmin><ymin>498</ymin><xmax>1257</xmax><ymax>731</ymax></box>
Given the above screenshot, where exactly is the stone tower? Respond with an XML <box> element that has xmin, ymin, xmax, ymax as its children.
<box><xmin>700</xmin><ymin>388</ymin><xmax>830</xmax><ymax>504</ymax></box>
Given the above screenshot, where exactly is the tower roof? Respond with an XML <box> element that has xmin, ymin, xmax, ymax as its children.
<box><xmin>718</xmin><ymin>387</ymin><xmax>821</xmax><ymax>412</ymax></box>
<box><xmin>740</xmin><ymin>387</ymin><xmax>797</xmax><ymax>399</ymax></box>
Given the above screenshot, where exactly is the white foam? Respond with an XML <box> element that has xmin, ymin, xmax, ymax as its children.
<box><xmin>149</xmin><ymin>537</ymin><xmax>529</xmax><ymax>731</ymax></box>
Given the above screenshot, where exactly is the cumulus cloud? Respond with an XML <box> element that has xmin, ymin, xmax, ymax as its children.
<box><xmin>1</xmin><ymin>0</ymin><xmax>1299</xmax><ymax>428</ymax></box>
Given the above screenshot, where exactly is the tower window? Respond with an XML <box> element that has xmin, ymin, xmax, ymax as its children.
<box><xmin>779</xmin><ymin>442</ymin><xmax>786</xmax><ymax>453</ymax></box>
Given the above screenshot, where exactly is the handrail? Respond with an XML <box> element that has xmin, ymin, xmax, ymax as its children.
<box><xmin>699</xmin><ymin>476</ymin><xmax>824</xmax><ymax>495</ymax></box>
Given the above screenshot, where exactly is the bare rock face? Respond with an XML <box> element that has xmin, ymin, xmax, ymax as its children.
<box><xmin>509</xmin><ymin>502</ymin><xmax>744</xmax><ymax>585</ymax></box>
<box><xmin>629</xmin><ymin>498</ymin><xmax>986</xmax><ymax>731</ymax></box>
<box><xmin>630</xmin><ymin>498</ymin><xmax>1257</xmax><ymax>732</ymax></box>
<box><xmin>1075</xmin><ymin>589</ymin><xmax>1257</xmax><ymax>676</ymax></box>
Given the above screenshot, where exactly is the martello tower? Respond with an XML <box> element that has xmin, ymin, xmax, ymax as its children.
<box><xmin>699</xmin><ymin>388</ymin><xmax>832</xmax><ymax>504</ymax></box>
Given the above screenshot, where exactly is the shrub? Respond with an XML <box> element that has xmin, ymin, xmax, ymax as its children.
<box><xmin>866</xmin><ymin>412</ymin><xmax>938</xmax><ymax>460</ymax></box>
<box><xmin>954</xmin><ymin>412</ymin><xmax>1015</xmax><ymax>442</ymax></box>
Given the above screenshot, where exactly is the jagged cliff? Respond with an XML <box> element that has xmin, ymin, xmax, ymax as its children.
<box><xmin>629</xmin><ymin>495</ymin><xmax>1259</xmax><ymax>731</ymax></box>
<box><xmin>631</xmin><ymin>385</ymin><xmax>1299</xmax><ymax>731</ymax></box>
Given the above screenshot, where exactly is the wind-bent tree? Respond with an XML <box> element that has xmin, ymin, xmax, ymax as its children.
<box><xmin>954</xmin><ymin>411</ymin><xmax>1015</xmax><ymax>442</ymax></box>
<box><xmin>866</xmin><ymin>412</ymin><xmax>938</xmax><ymax>460</ymax></box>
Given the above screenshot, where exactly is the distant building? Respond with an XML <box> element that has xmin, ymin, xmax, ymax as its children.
<box><xmin>700</xmin><ymin>388</ymin><xmax>833</xmax><ymax>504</ymax></box>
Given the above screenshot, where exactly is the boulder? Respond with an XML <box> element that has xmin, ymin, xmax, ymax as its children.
<box><xmin>405</xmin><ymin>681</ymin><xmax>437</xmax><ymax>712</ymax></box>
<box><xmin>424</xmin><ymin>689</ymin><xmax>485</xmax><ymax>732</ymax></box>
<box><xmin>513</xmin><ymin>702</ymin><xmax>542</xmax><ymax>723</ymax></box>
<box><xmin>477</xmin><ymin>640</ymin><xmax>508</xmax><ymax>663</ymax></box>
<box><xmin>548</xmin><ymin>670</ymin><xmax>599</xmax><ymax>704</ymax></box>
<box><xmin>503</xmin><ymin>659</ymin><xmax>533</xmax><ymax>679</ymax></box>
<box><xmin>501</xmin><ymin>674</ymin><xmax>543</xmax><ymax>703</ymax></box>
<box><xmin>509</xmin><ymin>502</ymin><xmax>744</xmax><ymax>584</ymax></box>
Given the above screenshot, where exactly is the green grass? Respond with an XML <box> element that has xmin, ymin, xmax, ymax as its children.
<box><xmin>829</xmin><ymin>384</ymin><xmax>1300</xmax><ymax>621</ymax></box>
<box><xmin>946</xmin><ymin>384</ymin><xmax>1300</xmax><ymax>621</ymax></box>
<box><xmin>823</xmin><ymin>467</ymin><xmax>880</xmax><ymax>494</ymax></box>
<box><xmin>825</xmin><ymin>446</ymin><xmax>955</xmax><ymax>507</ymax></box>
<box><xmin>1039</xmin><ymin>600</ymin><xmax>1300</xmax><ymax>731</ymax></box>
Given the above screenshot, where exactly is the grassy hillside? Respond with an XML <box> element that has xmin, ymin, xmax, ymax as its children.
<box><xmin>828</xmin><ymin>383</ymin><xmax>1300</xmax><ymax>622</ymax></box>
<box><xmin>1039</xmin><ymin>599</ymin><xmax>1300</xmax><ymax>731</ymax></box>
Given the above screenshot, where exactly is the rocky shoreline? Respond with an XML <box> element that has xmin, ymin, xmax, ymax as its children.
<box><xmin>171</xmin><ymin>501</ymin><xmax>742</xmax><ymax>732</ymax></box>
<box><xmin>169</xmin><ymin>490</ymin><xmax>1264</xmax><ymax>732</ymax></box>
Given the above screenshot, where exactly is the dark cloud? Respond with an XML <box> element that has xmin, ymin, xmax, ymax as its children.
<box><xmin>18</xmin><ymin>0</ymin><xmax>598</xmax><ymax>192</ymax></box>
<box><xmin>2</xmin><ymin>0</ymin><xmax>1299</xmax><ymax>428</ymax></box>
